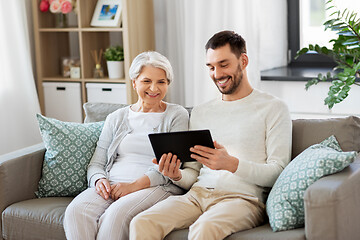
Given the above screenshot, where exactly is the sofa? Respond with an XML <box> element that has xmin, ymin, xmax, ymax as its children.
<box><xmin>1</xmin><ymin>102</ymin><xmax>360</xmax><ymax>240</ymax></box>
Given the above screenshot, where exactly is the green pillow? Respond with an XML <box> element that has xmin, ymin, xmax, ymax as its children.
<box><xmin>266</xmin><ymin>135</ymin><xmax>357</xmax><ymax>232</ymax></box>
<box><xmin>36</xmin><ymin>114</ymin><xmax>104</xmax><ymax>197</ymax></box>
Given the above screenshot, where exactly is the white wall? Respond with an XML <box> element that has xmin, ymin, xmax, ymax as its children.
<box><xmin>259</xmin><ymin>80</ymin><xmax>360</xmax><ymax>119</ymax></box>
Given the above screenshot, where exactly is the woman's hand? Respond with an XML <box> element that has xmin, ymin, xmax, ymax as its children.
<box><xmin>95</xmin><ymin>178</ymin><xmax>111</xmax><ymax>200</ymax></box>
<box><xmin>110</xmin><ymin>182</ymin><xmax>136</xmax><ymax>200</ymax></box>
<box><xmin>110</xmin><ymin>175</ymin><xmax>151</xmax><ymax>200</ymax></box>
<box><xmin>153</xmin><ymin>153</ymin><xmax>182</xmax><ymax>181</ymax></box>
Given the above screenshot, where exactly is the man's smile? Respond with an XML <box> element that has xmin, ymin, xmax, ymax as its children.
<box><xmin>217</xmin><ymin>76</ymin><xmax>231</xmax><ymax>87</ymax></box>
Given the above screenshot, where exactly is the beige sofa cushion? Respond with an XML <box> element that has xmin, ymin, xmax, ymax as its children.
<box><xmin>292</xmin><ymin>116</ymin><xmax>360</xmax><ymax>159</ymax></box>
<box><xmin>83</xmin><ymin>102</ymin><xmax>193</xmax><ymax>123</ymax></box>
<box><xmin>83</xmin><ymin>102</ymin><xmax>127</xmax><ymax>123</ymax></box>
<box><xmin>2</xmin><ymin>197</ymin><xmax>73</xmax><ymax>240</ymax></box>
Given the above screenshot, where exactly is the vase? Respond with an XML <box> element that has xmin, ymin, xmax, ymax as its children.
<box><xmin>107</xmin><ymin>61</ymin><xmax>125</xmax><ymax>79</ymax></box>
<box><xmin>55</xmin><ymin>13</ymin><xmax>68</xmax><ymax>28</ymax></box>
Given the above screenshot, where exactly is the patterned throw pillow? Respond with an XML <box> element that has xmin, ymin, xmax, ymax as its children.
<box><xmin>266</xmin><ymin>135</ymin><xmax>357</xmax><ymax>232</ymax></box>
<box><xmin>36</xmin><ymin>114</ymin><xmax>104</xmax><ymax>197</ymax></box>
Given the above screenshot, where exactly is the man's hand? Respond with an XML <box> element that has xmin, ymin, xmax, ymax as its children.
<box><xmin>153</xmin><ymin>153</ymin><xmax>182</xmax><ymax>181</ymax></box>
<box><xmin>190</xmin><ymin>141</ymin><xmax>238</xmax><ymax>173</ymax></box>
<box><xmin>95</xmin><ymin>178</ymin><xmax>111</xmax><ymax>200</ymax></box>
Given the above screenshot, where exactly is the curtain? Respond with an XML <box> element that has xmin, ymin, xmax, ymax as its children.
<box><xmin>0</xmin><ymin>0</ymin><xmax>42</xmax><ymax>155</ymax></box>
<box><xmin>153</xmin><ymin>0</ymin><xmax>288</xmax><ymax>107</ymax></box>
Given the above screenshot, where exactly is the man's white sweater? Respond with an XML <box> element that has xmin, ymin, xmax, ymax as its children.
<box><xmin>189</xmin><ymin>89</ymin><xmax>292</xmax><ymax>203</ymax></box>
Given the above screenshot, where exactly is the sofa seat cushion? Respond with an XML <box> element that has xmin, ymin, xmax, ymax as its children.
<box><xmin>2</xmin><ymin>197</ymin><xmax>72</xmax><ymax>240</ymax></box>
<box><xmin>164</xmin><ymin>223</ymin><xmax>305</xmax><ymax>240</ymax></box>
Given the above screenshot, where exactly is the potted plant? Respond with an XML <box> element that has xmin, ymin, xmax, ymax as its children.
<box><xmin>104</xmin><ymin>45</ymin><xmax>125</xmax><ymax>79</ymax></box>
<box><xmin>296</xmin><ymin>0</ymin><xmax>360</xmax><ymax>109</ymax></box>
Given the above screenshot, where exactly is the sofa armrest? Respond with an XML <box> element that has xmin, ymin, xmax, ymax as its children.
<box><xmin>304</xmin><ymin>156</ymin><xmax>360</xmax><ymax>240</ymax></box>
<box><xmin>0</xmin><ymin>143</ymin><xmax>45</xmax><ymax>213</ymax></box>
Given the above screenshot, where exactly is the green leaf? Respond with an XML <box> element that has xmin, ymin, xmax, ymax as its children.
<box><xmin>349</xmin><ymin>13</ymin><xmax>357</xmax><ymax>22</ymax></box>
<box><xmin>324</xmin><ymin>18</ymin><xmax>337</xmax><ymax>26</ymax></box>
<box><xmin>345</xmin><ymin>10</ymin><xmax>350</xmax><ymax>21</ymax></box>
<box><xmin>326</xmin><ymin>72</ymin><xmax>332</xmax><ymax>79</ymax></box>
<box><xmin>329</xmin><ymin>11</ymin><xmax>339</xmax><ymax>18</ymax></box>
<box><xmin>324</xmin><ymin>96</ymin><xmax>335</xmax><ymax>109</ymax></box>
<box><xmin>295</xmin><ymin>48</ymin><xmax>309</xmax><ymax>59</ymax></box>
<box><xmin>341</xmin><ymin>8</ymin><xmax>348</xmax><ymax>18</ymax></box>
<box><xmin>329</xmin><ymin>85</ymin><xmax>341</xmax><ymax>93</ymax></box>
<box><xmin>342</xmin><ymin>85</ymin><xmax>351</xmax><ymax>92</ymax></box>
<box><xmin>305</xmin><ymin>78</ymin><xmax>319</xmax><ymax>90</ymax></box>
<box><xmin>337</xmin><ymin>31</ymin><xmax>356</xmax><ymax>36</ymax></box>
<box><xmin>338</xmin><ymin>75</ymin><xmax>347</xmax><ymax>81</ymax></box>
<box><xmin>354</xmin><ymin>62</ymin><xmax>360</xmax><ymax>70</ymax></box>
<box><xmin>345</xmin><ymin>76</ymin><xmax>356</xmax><ymax>85</ymax></box>
<box><xmin>338</xmin><ymin>90</ymin><xmax>349</xmax><ymax>101</ymax></box>
<box><xmin>332</xmin><ymin>80</ymin><xmax>344</xmax><ymax>86</ymax></box>
<box><xmin>321</xmin><ymin>47</ymin><xmax>330</xmax><ymax>55</ymax></box>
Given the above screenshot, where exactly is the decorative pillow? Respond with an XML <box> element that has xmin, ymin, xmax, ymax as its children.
<box><xmin>36</xmin><ymin>114</ymin><xmax>104</xmax><ymax>198</ymax></box>
<box><xmin>266</xmin><ymin>135</ymin><xmax>357</xmax><ymax>232</ymax></box>
<box><xmin>83</xmin><ymin>102</ymin><xmax>126</xmax><ymax>123</ymax></box>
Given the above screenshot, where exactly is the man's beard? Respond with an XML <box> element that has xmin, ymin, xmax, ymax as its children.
<box><xmin>214</xmin><ymin>64</ymin><xmax>243</xmax><ymax>95</ymax></box>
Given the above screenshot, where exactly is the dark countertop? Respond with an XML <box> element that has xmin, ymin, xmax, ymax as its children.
<box><xmin>261</xmin><ymin>66</ymin><xmax>336</xmax><ymax>81</ymax></box>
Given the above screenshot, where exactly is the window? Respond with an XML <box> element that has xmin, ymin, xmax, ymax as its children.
<box><xmin>288</xmin><ymin>0</ymin><xmax>360</xmax><ymax>67</ymax></box>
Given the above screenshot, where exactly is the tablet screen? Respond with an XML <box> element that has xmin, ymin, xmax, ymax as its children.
<box><xmin>148</xmin><ymin>130</ymin><xmax>214</xmax><ymax>162</ymax></box>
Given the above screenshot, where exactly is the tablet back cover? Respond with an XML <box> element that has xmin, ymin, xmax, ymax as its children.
<box><xmin>148</xmin><ymin>130</ymin><xmax>214</xmax><ymax>162</ymax></box>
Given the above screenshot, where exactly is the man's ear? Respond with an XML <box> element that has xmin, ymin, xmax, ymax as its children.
<box><xmin>132</xmin><ymin>79</ymin><xmax>136</xmax><ymax>89</ymax></box>
<box><xmin>240</xmin><ymin>53</ymin><xmax>249</xmax><ymax>68</ymax></box>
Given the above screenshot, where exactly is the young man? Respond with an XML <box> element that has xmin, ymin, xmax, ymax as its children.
<box><xmin>129</xmin><ymin>30</ymin><xmax>292</xmax><ymax>240</ymax></box>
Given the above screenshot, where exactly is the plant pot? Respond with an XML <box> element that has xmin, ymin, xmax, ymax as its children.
<box><xmin>106</xmin><ymin>61</ymin><xmax>124</xmax><ymax>79</ymax></box>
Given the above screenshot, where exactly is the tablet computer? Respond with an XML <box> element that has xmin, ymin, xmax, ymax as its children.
<box><xmin>148</xmin><ymin>130</ymin><xmax>214</xmax><ymax>162</ymax></box>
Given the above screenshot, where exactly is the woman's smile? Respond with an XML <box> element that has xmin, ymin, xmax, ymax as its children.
<box><xmin>146</xmin><ymin>92</ymin><xmax>160</xmax><ymax>98</ymax></box>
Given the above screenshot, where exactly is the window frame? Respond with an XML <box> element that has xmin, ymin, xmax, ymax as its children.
<box><xmin>288</xmin><ymin>0</ymin><xmax>336</xmax><ymax>68</ymax></box>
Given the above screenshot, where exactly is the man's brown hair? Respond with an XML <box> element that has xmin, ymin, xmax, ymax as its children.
<box><xmin>205</xmin><ymin>30</ymin><xmax>247</xmax><ymax>58</ymax></box>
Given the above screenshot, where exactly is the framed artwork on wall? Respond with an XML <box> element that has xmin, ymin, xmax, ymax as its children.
<box><xmin>90</xmin><ymin>0</ymin><xmax>122</xmax><ymax>27</ymax></box>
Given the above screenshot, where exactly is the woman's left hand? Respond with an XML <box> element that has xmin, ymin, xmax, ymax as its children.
<box><xmin>110</xmin><ymin>175</ymin><xmax>151</xmax><ymax>200</ymax></box>
<box><xmin>153</xmin><ymin>153</ymin><xmax>182</xmax><ymax>181</ymax></box>
<box><xmin>110</xmin><ymin>182</ymin><xmax>135</xmax><ymax>200</ymax></box>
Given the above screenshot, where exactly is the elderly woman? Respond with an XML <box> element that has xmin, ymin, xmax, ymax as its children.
<box><xmin>63</xmin><ymin>51</ymin><xmax>198</xmax><ymax>240</ymax></box>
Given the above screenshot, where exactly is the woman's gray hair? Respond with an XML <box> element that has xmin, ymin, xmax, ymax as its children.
<box><xmin>129</xmin><ymin>51</ymin><xmax>174</xmax><ymax>83</ymax></box>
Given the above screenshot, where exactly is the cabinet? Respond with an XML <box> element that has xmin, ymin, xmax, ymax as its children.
<box><xmin>43</xmin><ymin>82</ymin><xmax>83</xmax><ymax>122</ymax></box>
<box><xmin>32</xmin><ymin>0</ymin><xmax>154</xmax><ymax>119</ymax></box>
<box><xmin>86</xmin><ymin>83</ymin><xmax>127</xmax><ymax>104</ymax></box>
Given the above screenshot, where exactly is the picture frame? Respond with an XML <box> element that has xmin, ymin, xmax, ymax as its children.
<box><xmin>90</xmin><ymin>0</ymin><xmax>122</xmax><ymax>27</ymax></box>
